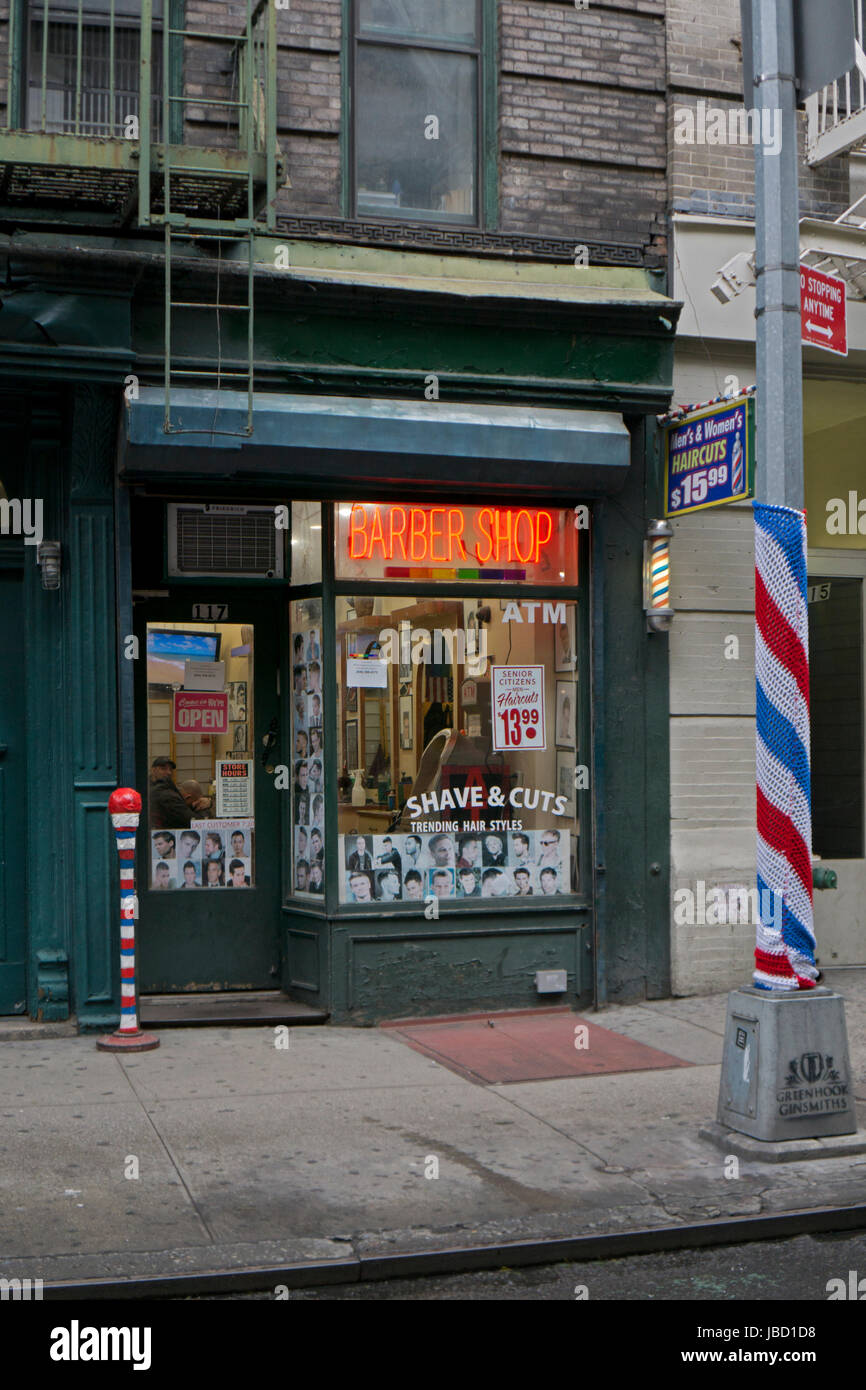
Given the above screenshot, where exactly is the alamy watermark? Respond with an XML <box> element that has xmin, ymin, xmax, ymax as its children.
<box><xmin>0</xmin><ymin>497</ymin><xmax>43</xmax><ymax>546</ymax></box>
<box><xmin>673</xmin><ymin>100</ymin><xmax>782</xmax><ymax>156</ymax></box>
<box><xmin>673</xmin><ymin>882</ymin><xmax>782</xmax><ymax>929</ymax></box>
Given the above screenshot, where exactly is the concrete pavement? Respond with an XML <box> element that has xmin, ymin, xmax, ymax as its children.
<box><xmin>1</xmin><ymin>970</ymin><xmax>864</xmax><ymax>1287</ymax></box>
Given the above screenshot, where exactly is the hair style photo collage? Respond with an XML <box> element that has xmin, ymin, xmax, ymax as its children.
<box><xmin>339</xmin><ymin>828</ymin><xmax>571</xmax><ymax>904</ymax></box>
<box><xmin>292</xmin><ymin>617</ymin><xmax>326</xmax><ymax>896</ymax></box>
<box><xmin>150</xmin><ymin>819</ymin><xmax>254</xmax><ymax>890</ymax></box>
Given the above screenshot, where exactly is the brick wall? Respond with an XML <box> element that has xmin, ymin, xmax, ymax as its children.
<box><xmin>667</xmin><ymin>0</ymin><xmax>852</xmax><ymax>219</ymax></box>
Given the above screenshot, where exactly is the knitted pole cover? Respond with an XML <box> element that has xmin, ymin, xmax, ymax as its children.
<box><xmin>753</xmin><ymin>503</ymin><xmax>818</xmax><ymax>990</ymax></box>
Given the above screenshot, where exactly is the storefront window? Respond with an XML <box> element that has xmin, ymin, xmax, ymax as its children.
<box><xmin>146</xmin><ymin>622</ymin><xmax>255</xmax><ymax>889</ymax></box>
<box><xmin>290</xmin><ymin>598</ymin><xmax>326</xmax><ymax>898</ymax></box>
<box><xmin>334</xmin><ymin>585</ymin><xmax>580</xmax><ymax>905</ymax></box>
<box><xmin>291</xmin><ymin>501</ymin><xmax>322</xmax><ymax>586</ymax></box>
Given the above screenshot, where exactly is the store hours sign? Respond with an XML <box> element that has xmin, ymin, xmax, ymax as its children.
<box><xmin>664</xmin><ymin>395</ymin><xmax>754</xmax><ymax>518</ymax></box>
<box><xmin>491</xmin><ymin>666</ymin><xmax>547</xmax><ymax>751</ymax></box>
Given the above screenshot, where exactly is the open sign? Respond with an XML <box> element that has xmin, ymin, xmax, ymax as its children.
<box><xmin>173</xmin><ymin>691</ymin><xmax>229</xmax><ymax>735</ymax></box>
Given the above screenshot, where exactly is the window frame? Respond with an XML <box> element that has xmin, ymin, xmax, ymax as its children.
<box><xmin>11</xmin><ymin>0</ymin><xmax>176</xmax><ymax>140</ymax></box>
<box><xmin>343</xmin><ymin>0</ymin><xmax>498</xmax><ymax>230</ymax></box>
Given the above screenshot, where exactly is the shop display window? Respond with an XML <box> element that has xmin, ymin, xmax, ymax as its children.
<box><xmin>145</xmin><ymin>621</ymin><xmax>255</xmax><ymax>889</ymax></box>
<box><xmin>334</xmin><ymin>589</ymin><xmax>580</xmax><ymax>906</ymax></box>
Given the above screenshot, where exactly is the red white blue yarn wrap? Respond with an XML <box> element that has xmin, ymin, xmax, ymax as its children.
<box><xmin>109</xmin><ymin>788</ymin><xmax>142</xmax><ymax>1032</ymax></box>
<box><xmin>754</xmin><ymin>503</ymin><xmax>818</xmax><ymax>990</ymax></box>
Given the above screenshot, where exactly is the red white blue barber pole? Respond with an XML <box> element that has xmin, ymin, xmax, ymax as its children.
<box><xmin>754</xmin><ymin>503</ymin><xmax>819</xmax><ymax>991</ymax></box>
<box><xmin>97</xmin><ymin>788</ymin><xmax>160</xmax><ymax>1052</ymax></box>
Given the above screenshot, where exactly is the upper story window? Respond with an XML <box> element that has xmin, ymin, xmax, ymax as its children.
<box><xmin>25</xmin><ymin>0</ymin><xmax>162</xmax><ymax>138</ymax></box>
<box><xmin>352</xmin><ymin>0</ymin><xmax>482</xmax><ymax>224</ymax></box>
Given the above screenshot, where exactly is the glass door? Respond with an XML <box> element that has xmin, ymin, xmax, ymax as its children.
<box><xmin>134</xmin><ymin>591</ymin><xmax>283</xmax><ymax>991</ymax></box>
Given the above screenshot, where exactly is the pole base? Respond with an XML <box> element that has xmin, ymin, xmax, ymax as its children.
<box><xmin>717</xmin><ymin>986</ymin><xmax>856</xmax><ymax>1141</ymax></box>
<box><xmin>96</xmin><ymin>1030</ymin><xmax>161</xmax><ymax>1053</ymax></box>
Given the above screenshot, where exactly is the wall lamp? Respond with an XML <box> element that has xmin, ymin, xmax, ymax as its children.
<box><xmin>644</xmin><ymin>520</ymin><xmax>674</xmax><ymax>633</ymax></box>
<box><xmin>37</xmin><ymin>540</ymin><xmax>61</xmax><ymax>591</ymax></box>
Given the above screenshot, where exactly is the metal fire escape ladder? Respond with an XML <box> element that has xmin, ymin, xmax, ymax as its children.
<box><xmin>138</xmin><ymin>0</ymin><xmax>279</xmax><ymax>436</ymax></box>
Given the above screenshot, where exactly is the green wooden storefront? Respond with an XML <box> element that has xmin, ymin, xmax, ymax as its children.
<box><xmin>0</xmin><ymin>237</ymin><xmax>678</xmax><ymax>1028</ymax></box>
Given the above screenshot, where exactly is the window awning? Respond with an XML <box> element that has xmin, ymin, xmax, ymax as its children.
<box><xmin>122</xmin><ymin>389</ymin><xmax>632</xmax><ymax>498</ymax></box>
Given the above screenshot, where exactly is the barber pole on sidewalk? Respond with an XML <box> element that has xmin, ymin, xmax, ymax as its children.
<box><xmin>753</xmin><ymin>502</ymin><xmax>819</xmax><ymax>990</ymax></box>
<box><xmin>97</xmin><ymin>788</ymin><xmax>160</xmax><ymax>1053</ymax></box>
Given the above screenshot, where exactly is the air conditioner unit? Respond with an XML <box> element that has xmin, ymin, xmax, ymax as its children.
<box><xmin>167</xmin><ymin>503</ymin><xmax>285</xmax><ymax>580</ymax></box>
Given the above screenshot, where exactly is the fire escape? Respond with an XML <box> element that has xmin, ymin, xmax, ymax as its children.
<box><xmin>0</xmin><ymin>0</ymin><xmax>286</xmax><ymax>433</ymax></box>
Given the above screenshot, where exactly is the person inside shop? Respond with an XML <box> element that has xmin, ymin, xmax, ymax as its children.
<box><xmin>180</xmin><ymin>779</ymin><xmax>213</xmax><ymax>818</ymax></box>
<box><xmin>483</xmin><ymin>834</ymin><xmax>507</xmax><ymax>868</ymax></box>
<box><xmin>430</xmin><ymin>867</ymin><xmax>454</xmax><ymax>899</ymax></box>
<box><xmin>347</xmin><ymin>835</ymin><xmax>373</xmax><ymax>871</ymax></box>
<box><xmin>537</xmin><ymin>830</ymin><xmax>562</xmax><ymax>870</ymax></box>
<box><xmin>458</xmin><ymin>866</ymin><xmax>480</xmax><ymax>898</ymax></box>
<box><xmin>429</xmin><ymin>835</ymin><xmax>454</xmax><ymax>868</ymax></box>
<box><xmin>226</xmin><ymin>858</ymin><xmax>250</xmax><ymax>887</ymax></box>
<box><xmin>403</xmin><ymin>869</ymin><xmax>424</xmax><ymax>900</ymax></box>
<box><xmin>310</xmin><ymin>827</ymin><xmax>324</xmax><ymax>864</ymax></box>
<box><xmin>296</xmin><ymin>859</ymin><xmax>310</xmax><ymax>892</ymax></box>
<box><xmin>180</xmin><ymin>860</ymin><xmax>200</xmax><ymax>888</ymax></box>
<box><xmin>513</xmin><ymin>866</ymin><xmax>534</xmax><ymax>896</ymax></box>
<box><xmin>205</xmin><ymin>832</ymin><xmax>224</xmax><ymax>862</ymax></box>
<box><xmin>231</xmin><ymin>830</ymin><xmax>247</xmax><ymax>858</ymax></box>
<box><xmin>539</xmin><ymin>866</ymin><xmax>560</xmax><ymax>895</ymax></box>
<box><xmin>375</xmin><ymin>836</ymin><xmax>402</xmax><ymax>876</ymax></box>
<box><xmin>153</xmin><ymin>861</ymin><xmax>174</xmax><ymax>890</ymax></box>
<box><xmin>376</xmin><ymin>867</ymin><xmax>401</xmax><ymax>902</ymax></box>
<box><xmin>457</xmin><ymin>835</ymin><xmax>481</xmax><ymax>871</ymax></box>
<box><xmin>179</xmin><ymin>830</ymin><xmax>201</xmax><ymax>861</ymax></box>
<box><xmin>149</xmin><ymin>757</ymin><xmax>192</xmax><ymax>830</ymax></box>
<box><xmin>153</xmin><ymin>831</ymin><xmax>176</xmax><ymax>860</ymax></box>
<box><xmin>205</xmin><ymin>859</ymin><xmax>224</xmax><ymax>887</ymax></box>
<box><xmin>348</xmin><ymin>869</ymin><xmax>373</xmax><ymax>902</ymax></box>
<box><xmin>308</xmin><ymin>862</ymin><xmax>324</xmax><ymax>894</ymax></box>
<box><xmin>481</xmin><ymin>867</ymin><xmax>509</xmax><ymax>897</ymax></box>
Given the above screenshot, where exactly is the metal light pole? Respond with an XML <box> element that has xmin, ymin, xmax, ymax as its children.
<box><xmin>753</xmin><ymin>0</ymin><xmax>803</xmax><ymax>510</ymax></box>
<box><xmin>712</xmin><ymin>0</ymin><xmax>859</xmax><ymax>1146</ymax></box>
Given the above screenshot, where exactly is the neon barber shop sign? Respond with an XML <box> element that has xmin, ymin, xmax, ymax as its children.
<box><xmin>337</xmin><ymin>503</ymin><xmax>576</xmax><ymax>583</ymax></box>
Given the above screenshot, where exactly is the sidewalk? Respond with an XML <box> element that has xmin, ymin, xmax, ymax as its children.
<box><xmin>1</xmin><ymin>972</ymin><xmax>865</xmax><ymax>1287</ymax></box>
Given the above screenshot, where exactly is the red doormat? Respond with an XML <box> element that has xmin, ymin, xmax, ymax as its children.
<box><xmin>382</xmin><ymin>1007</ymin><xmax>692</xmax><ymax>1085</ymax></box>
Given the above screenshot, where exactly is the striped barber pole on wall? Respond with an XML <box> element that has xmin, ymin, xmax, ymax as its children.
<box><xmin>754</xmin><ymin>503</ymin><xmax>819</xmax><ymax>990</ymax></box>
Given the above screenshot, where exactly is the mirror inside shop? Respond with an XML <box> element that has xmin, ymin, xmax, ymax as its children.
<box><xmin>146</xmin><ymin>622</ymin><xmax>255</xmax><ymax>890</ymax></box>
<box><xmin>291</xmin><ymin>593</ymin><xmax>580</xmax><ymax>906</ymax></box>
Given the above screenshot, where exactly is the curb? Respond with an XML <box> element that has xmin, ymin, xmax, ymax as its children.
<box><xmin>40</xmin><ymin>1202</ymin><xmax>866</xmax><ymax>1299</ymax></box>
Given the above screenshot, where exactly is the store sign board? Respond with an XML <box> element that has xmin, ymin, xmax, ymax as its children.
<box><xmin>491</xmin><ymin>665</ymin><xmax>547</xmax><ymax>751</ymax></box>
<box><xmin>800</xmin><ymin>266</ymin><xmax>847</xmax><ymax>356</ymax></box>
<box><xmin>216</xmin><ymin>760</ymin><xmax>253</xmax><ymax>817</ymax></box>
<box><xmin>664</xmin><ymin>396</ymin><xmax>754</xmax><ymax>518</ymax></box>
<box><xmin>337</xmin><ymin>503</ymin><xmax>577</xmax><ymax>584</ymax></box>
<box><xmin>173</xmin><ymin>691</ymin><xmax>228</xmax><ymax>734</ymax></box>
